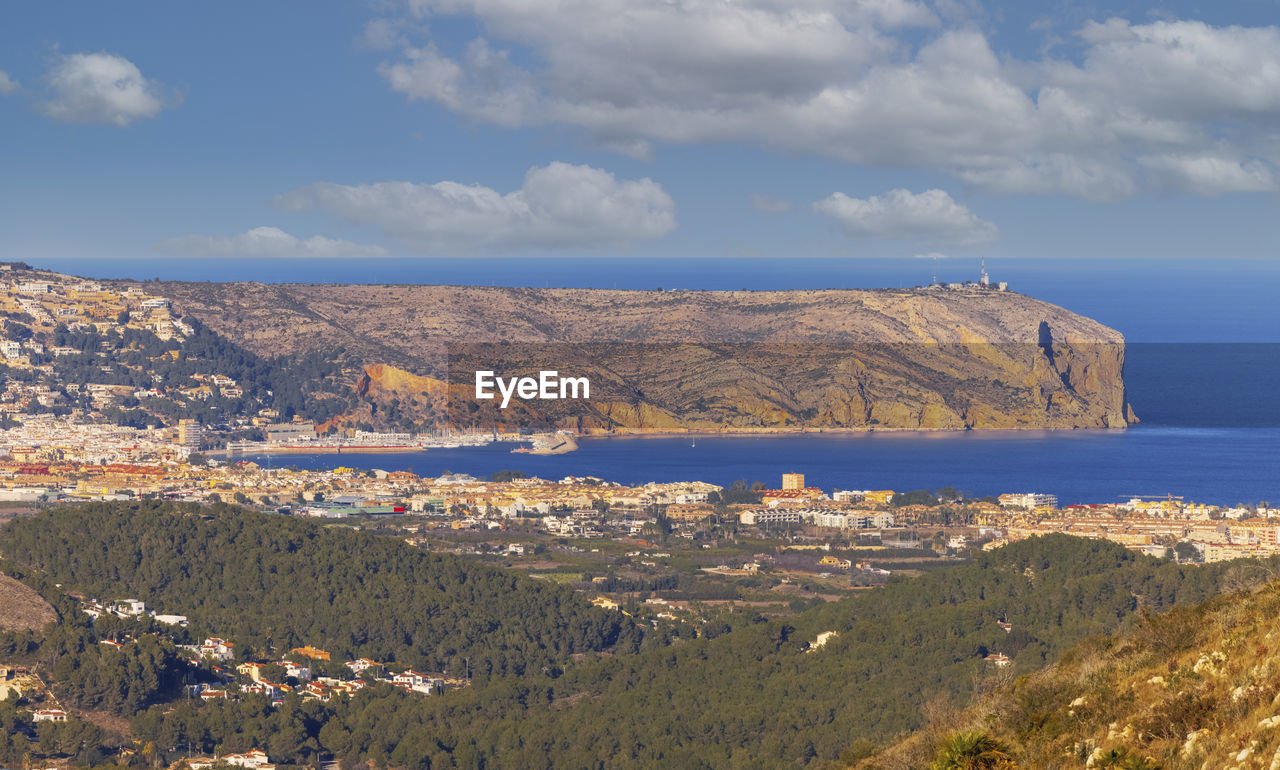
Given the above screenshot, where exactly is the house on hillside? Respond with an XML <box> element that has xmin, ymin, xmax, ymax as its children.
<box><xmin>200</xmin><ymin>638</ymin><xmax>235</xmax><ymax>661</ymax></box>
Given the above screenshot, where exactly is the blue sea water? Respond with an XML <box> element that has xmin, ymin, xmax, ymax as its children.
<box><xmin>242</xmin><ymin>341</ymin><xmax>1280</xmax><ymax>506</ymax></box>
<box><xmin>244</xmin><ymin>427</ymin><xmax>1280</xmax><ymax>507</ymax></box>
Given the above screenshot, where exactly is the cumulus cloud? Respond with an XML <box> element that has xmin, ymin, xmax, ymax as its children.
<box><xmin>1139</xmin><ymin>152</ymin><xmax>1276</xmax><ymax>194</ymax></box>
<box><xmin>750</xmin><ymin>193</ymin><xmax>792</xmax><ymax>214</ymax></box>
<box><xmin>0</xmin><ymin>71</ymin><xmax>19</xmax><ymax>95</ymax></box>
<box><xmin>373</xmin><ymin>3</ymin><xmax>1280</xmax><ymax>198</ymax></box>
<box><xmin>158</xmin><ymin>227</ymin><xmax>389</xmax><ymax>259</ymax></box>
<box><xmin>273</xmin><ymin>162</ymin><xmax>677</xmax><ymax>251</ymax></box>
<box><xmin>40</xmin><ymin>52</ymin><xmax>175</xmax><ymax>126</ymax></box>
<box><xmin>814</xmin><ymin>189</ymin><xmax>999</xmax><ymax>246</ymax></box>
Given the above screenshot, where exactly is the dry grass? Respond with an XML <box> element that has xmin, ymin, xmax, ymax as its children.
<box><xmin>855</xmin><ymin>584</ymin><xmax>1280</xmax><ymax>769</ymax></box>
<box><xmin>0</xmin><ymin>572</ymin><xmax>56</xmax><ymax>631</ymax></box>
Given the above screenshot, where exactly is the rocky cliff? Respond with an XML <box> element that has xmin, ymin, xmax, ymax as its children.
<box><xmin>133</xmin><ymin>281</ymin><xmax>1136</xmax><ymax>432</ymax></box>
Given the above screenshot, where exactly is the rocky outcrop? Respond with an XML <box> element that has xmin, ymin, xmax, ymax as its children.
<box><xmin>136</xmin><ymin>282</ymin><xmax>1135</xmax><ymax>432</ymax></box>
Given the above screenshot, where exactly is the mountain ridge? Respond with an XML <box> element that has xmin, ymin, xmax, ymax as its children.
<box><xmin>116</xmin><ymin>279</ymin><xmax>1136</xmax><ymax>433</ymax></box>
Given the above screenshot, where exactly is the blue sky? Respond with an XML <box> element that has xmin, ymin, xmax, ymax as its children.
<box><xmin>2</xmin><ymin>0</ymin><xmax>1280</xmax><ymax>266</ymax></box>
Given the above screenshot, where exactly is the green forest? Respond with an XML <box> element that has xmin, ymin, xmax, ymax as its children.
<box><xmin>1</xmin><ymin>503</ymin><xmax>640</xmax><ymax>681</ymax></box>
<box><xmin>2</xmin><ymin>503</ymin><xmax>1277</xmax><ymax>768</ymax></box>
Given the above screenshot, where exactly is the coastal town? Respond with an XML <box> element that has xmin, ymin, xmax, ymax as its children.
<box><xmin>4</xmin><ymin>265</ymin><xmax>1279</xmax><ymax>587</ymax></box>
<box><xmin>2</xmin><ymin>441</ymin><xmax>1276</xmax><ymax>565</ymax></box>
<box><xmin>0</xmin><ymin>264</ymin><xmax>569</xmax><ymax>458</ymax></box>
<box><xmin>4</xmin><ymin>263</ymin><xmax>1280</xmax><ymax>769</ymax></box>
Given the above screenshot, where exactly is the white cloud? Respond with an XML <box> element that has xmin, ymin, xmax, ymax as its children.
<box><xmin>158</xmin><ymin>227</ymin><xmax>389</xmax><ymax>259</ymax></box>
<box><xmin>273</xmin><ymin>162</ymin><xmax>677</xmax><ymax>251</ymax></box>
<box><xmin>814</xmin><ymin>189</ymin><xmax>999</xmax><ymax>246</ymax></box>
<box><xmin>362</xmin><ymin>18</ymin><xmax>406</xmax><ymax>50</ymax></box>
<box><xmin>40</xmin><ymin>52</ymin><xmax>174</xmax><ymax>126</ymax></box>
<box><xmin>750</xmin><ymin>193</ymin><xmax>792</xmax><ymax>214</ymax></box>
<box><xmin>373</xmin><ymin>3</ymin><xmax>1280</xmax><ymax>198</ymax></box>
<box><xmin>1139</xmin><ymin>153</ymin><xmax>1276</xmax><ymax>194</ymax></box>
<box><xmin>0</xmin><ymin>71</ymin><xmax>19</xmax><ymax>95</ymax></box>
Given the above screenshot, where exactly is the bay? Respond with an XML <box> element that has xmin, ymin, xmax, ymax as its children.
<box><xmin>242</xmin><ymin>426</ymin><xmax>1280</xmax><ymax>508</ymax></box>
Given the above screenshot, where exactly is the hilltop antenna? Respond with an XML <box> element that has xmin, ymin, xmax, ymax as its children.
<box><xmin>932</xmin><ymin>256</ymin><xmax>938</xmax><ymax>285</ymax></box>
<box><xmin>979</xmin><ymin>257</ymin><xmax>990</xmax><ymax>287</ymax></box>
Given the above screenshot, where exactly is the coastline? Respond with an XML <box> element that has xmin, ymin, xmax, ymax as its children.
<box><xmin>575</xmin><ymin>424</ymin><xmax>1133</xmax><ymax>439</ymax></box>
<box><xmin>210</xmin><ymin>445</ymin><xmax>431</xmax><ymax>457</ymax></box>
<box><xmin>210</xmin><ymin>428</ymin><xmax>1280</xmax><ymax>507</ymax></box>
<box><xmin>210</xmin><ymin>426</ymin><xmax>1137</xmax><ymax>457</ymax></box>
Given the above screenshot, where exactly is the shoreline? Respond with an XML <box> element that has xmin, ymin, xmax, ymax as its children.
<box><xmin>211</xmin><ymin>443</ymin><xmax>511</xmax><ymax>457</ymax></box>
<box><xmin>575</xmin><ymin>425</ymin><xmax>1133</xmax><ymax>440</ymax></box>
<box><xmin>211</xmin><ymin>426</ymin><xmax>1141</xmax><ymax>457</ymax></box>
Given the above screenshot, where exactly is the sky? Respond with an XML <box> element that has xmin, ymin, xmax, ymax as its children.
<box><xmin>2</xmin><ymin>1</ymin><xmax>1280</xmax><ymax>267</ymax></box>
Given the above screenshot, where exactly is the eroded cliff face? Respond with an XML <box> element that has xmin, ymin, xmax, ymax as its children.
<box><xmin>136</xmin><ymin>282</ymin><xmax>1135</xmax><ymax>432</ymax></box>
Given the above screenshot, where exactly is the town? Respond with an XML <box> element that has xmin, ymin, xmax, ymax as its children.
<box><xmin>6</xmin><ymin>265</ymin><xmax>1280</xmax><ymax>768</ymax></box>
<box><xmin>3</xmin><ymin>448</ymin><xmax>1277</xmax><ymax>574</ymax></box>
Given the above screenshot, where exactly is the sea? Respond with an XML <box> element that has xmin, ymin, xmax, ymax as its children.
<box><xmin>43</xmin><ymin>256</ymin><xmax>1280</xmax><ymax>506</ymax></box>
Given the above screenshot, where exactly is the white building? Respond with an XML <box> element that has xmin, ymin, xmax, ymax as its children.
<box><xmin>998</xmin><ymin>492</ymin><xmax>1058</xmax><ymax>509</ymax></box>
<box><xmin>739</xmin><ymin>509</ymin><xmax>803</xmax><ymax>526</ymax></box>
<box><xmin>113</xmin><ymin>598</ymin><xmax>147</xmax><ymax>616</ymax></box>
<box><xmin>33</xmin><ymin>709</ymin><xmax>68</xmax><ymax>722</ymax></box>
<box><xmin>199</xmin><ymin>637</ymin><xmax>236</xmax><ymax>661</ymax></box>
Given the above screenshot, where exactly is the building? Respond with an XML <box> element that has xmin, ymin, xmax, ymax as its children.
<box><xmin>177</xmin><ymin>419</ymin><xmax>203</xmax><ymax>450</ymax></box>
<box><xmin>199</xmin><ymin>638</ymin><xmax>236</xmax><ymax>661</ymax></box>
<box><xmin>781</xmin><ymin>473</ymin><xmax>805</xmax><ymax>491</ymax></box>
<box><xmin>290</xmin><ymin>645</ymin><xmax>331</xmax><ymax>661</ymax></box>
<box><xmin>861</xmin><ymin>490</ymin><xmax>896</xmax><ymax>506</ymax></box>
<box><xmin>199</xmin><ymin>750</ymin><xmax>276</xmax><ymax>770</ymax></box>
<box><xmin>739</xmin><ymin>509</ymin><xmax>803</xmax><ymax>526</ymax></box>
<box><xmin>266</xmin><ymin>422</ymin><xmax>317</xmax><ymax>444</ymax></box>
<box><xmin>112</xmin><ymin>598</ymin><xmax>147</xmax><ymax>616</ymax></box>
<box><xmin>998</xmin><ymin>492</ymin><xmax>1058</xmax><ymax>509</ymax></box>
<box><xmin>33</xmin><ymin>709</ymin><xmax>69</xmax><ymax>722</ymax></box>
<box><xmin>665</xmin><ymin>504</ymin><xmax>715</xmax><ymax>522</ymax></box>
<box><xmin>392</xmin><ymin>670</ymin><xmax>443</xmax><ymax>694</ymax></box>
<box><xmin>237</xmin><ymin>662</ymin><xmax>266</xmax><ymax>683</ymax></box>
<box><xmin>812</xmin><ymin>510</ymin><xmax>895</xmax><ymax>529</ymax></box>
<box><xmin>346</xmin><ymin>658</ymin><xmax>385</xmax><ymax>676</ymax></box>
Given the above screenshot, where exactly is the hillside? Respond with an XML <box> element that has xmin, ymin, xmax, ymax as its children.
<box><xmin>6</xmin><ymin>508</ymin><xmax>1277</xmax><ymax>768</ymax></box>
<box><xmin>0</xmin><ymin>502</ymin><xmax>641</xmax><ymax>682</ymax></box>
<box><xmin>125</xmin><ymin>280</ymin><xmax>1137</xmax><ymax>432</ymax></box>
<box><xmin>857</xmin><ymin>572</ymin><xmax>1280</xmax><ymax>769</ymax></box>
<box><xmin>110</xmin><ymin>534</ymin><xmax>1275</xmax><ymax>768</ymax></box>
<box><xmin>0</xmin><ymin>572</ymin><xmax>56</xmax><ymax>631</ymax></box>
<box><xmin>6</xmin><ymin>509</ymin><xmax>1260</xmax><ymax>769</ymax></box>
<box><xmin>0</xmin><ymin>266</ymin><xmax>354</xmax><ymax>432</ymax></box>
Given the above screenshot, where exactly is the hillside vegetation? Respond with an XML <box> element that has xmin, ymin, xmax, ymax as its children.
<box><xmin>0</xmin><ymin>502</ymin><xmax>641</xmax><ymax>682</ymax></box>
<box><xmin>5</xmin><ymin>505</ymin><xmax>1274</xmax><ymax>768</ymax></box>
<box><xmin>858</xmin><ymin>570</ymin><xmax>1280</xmax><ymax>769</ymax></box>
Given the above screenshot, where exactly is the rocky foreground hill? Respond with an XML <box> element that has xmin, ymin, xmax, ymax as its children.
<box><xmin>855</xmin><ymin>570</ymin><xmax>1280</xmax><ymax>769</ymax></box>
<box><xmin>129</xmin><ymin>281</ymin><xmax>1137</xmax><ymax>433</ymax></box>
